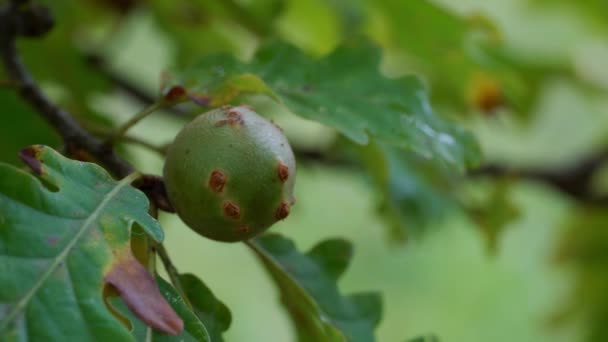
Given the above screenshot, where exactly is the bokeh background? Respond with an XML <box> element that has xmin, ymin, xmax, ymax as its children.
<box><xmin>2</xmin><ymin>0</ymin><xmax>608</xmax><ymax>341</ymax></box>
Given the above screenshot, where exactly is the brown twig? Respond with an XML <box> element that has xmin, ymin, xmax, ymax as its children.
<box><xmin>470</xmin><ymin>149</ymin><xmax>608</xmax><ymax>205</ymax></box>
<box><xmin>0</xmin><ymin>1</ymin><xmax>174</xmax><ymax>210</ymax></box>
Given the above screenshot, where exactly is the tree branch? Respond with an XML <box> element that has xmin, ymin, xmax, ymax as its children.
<box><xmin>0</xmin><ymin>1</ymin><xmax>174</xmax><ymax>210</ymax></box>
<box><xmin>0</xmin><ymin>2</ymin><xmax>133</xmax><ymax>177</ymax></box>
<box><xmin>470</xmin><ymin>149</ymin><xmax>608</xmax><ymax>205</ymax></box>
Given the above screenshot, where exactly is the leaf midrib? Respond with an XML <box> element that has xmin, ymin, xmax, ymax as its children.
<box><xmin>0</xmin><ymin>172</ymin><xmax>140</xmax><ymax>333</ymax></box>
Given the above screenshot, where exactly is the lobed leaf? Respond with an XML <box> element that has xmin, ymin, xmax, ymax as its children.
<box><xmin>0</xmin><ymin>145</ymin><xmax>181</xmax><ymax>340</ymax></box>
<box><xmin>248</xmin><ymin>234</ymin><xmax>382</xmax><ymax>342</ymax></box>
<box><xmin>173</xmin><ymin>41</ymin><xmax>481</xmax><ymax>170</ymax></box>
<box><xmin>357</xmin><ymin>143</ymin><xmax>456</xmax><ymax>241</ymax></box>
<box><xmin>180</xmin><ymin>273</ymin><xmax>232</xmax><ymax>342</ymax></box>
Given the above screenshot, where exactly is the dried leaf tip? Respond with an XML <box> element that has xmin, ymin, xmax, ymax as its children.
<box><xmin>19</xmin><ymin>145</ymin><xmax>44</xmax><ymax>175</ymax></box>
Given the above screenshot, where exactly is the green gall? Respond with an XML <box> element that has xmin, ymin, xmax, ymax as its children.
<box><xmin>163</xmin><ymin>105</ymin><xmax>296</xmax><ymax>242</ymax></box>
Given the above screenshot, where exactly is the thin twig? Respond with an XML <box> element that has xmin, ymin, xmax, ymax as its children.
<box><xmin>106</xmin><ymin>101</ymin><xmax>164</xmax><ymax>145</ymax></box>
<box><xmin>121</xmin><ymin>136</ymin><xmax>169</xmax><ymax>155</ymax></box>
<box><xmin>156</xmin><ymin>243</ymin><xmax>192</xmax><ymax>308</ymax></box>
<box><xmin>84</xmin><ymin>123</ymin><xmax>170</xmax><ymax>156</ymax></box>
<box><xmin>85</xmin><ymin>53</ymin><xmax>190</xmax><ymax>116</ymax></box>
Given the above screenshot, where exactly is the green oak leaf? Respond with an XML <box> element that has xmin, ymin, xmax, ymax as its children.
<box><xmin>555</xmin><ymin>209</ymin><xmax>608</xmax><ymax>342</ymax></box>
<box><xmin>357</xmin><ymin>142</ymin><xmax>456</xmax><ymax>241</ymax></box>
<box><xmin>368</xmin><ymin>0</ymin><xmax>521</xmax><ymax>114</ymax></box>
<box><xmin>248</xmin><ymin>234</ymin><xmax>382</xmax><ymax>342</ymax></box>
<box><xmin>461</xmin><ymin>179</ymin><xmax>520</xmax><ymax>254</ymax></box>
<box><xmin>0</xmin><ymin>145</ymin><xmax>181</xmax><ymax>341</ymax></box>
<box><xmin>180</xmin><ymin>273</ymin><xmax>232</xmax><ymax>342</ymax></box>
<box><xmin>173</xmin><ymin>41</ymin><xmax>481</xmax><ymax>170</ymax></box>
<box><xmin>406</xmin><ymin>335</ymin><xmax>440</xmax><ymax>342</ymax></box>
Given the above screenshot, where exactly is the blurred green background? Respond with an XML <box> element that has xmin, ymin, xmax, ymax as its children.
<box><xmin>3</xmin><ymin>0</ymin><xmax>608</xmax><ymax>340</ymax></box>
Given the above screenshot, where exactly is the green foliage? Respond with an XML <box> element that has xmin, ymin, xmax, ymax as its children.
<box><xmin>555</xmin><ymin>209</ymin><xmax>608</xmax><ymax>342</ymax></box>
<box><xmin>22</xmin><ymin>1</ymin><xmax>115</xmax><ymax>127</ymax></box>
<box><xmin>406</xmin><ymin>335</ymin><xmax>439</xmax><ymax>342</ymax></box>
<box><xmin>0</xmin><ymin>146</ymin><xmax>170</xmax><ymax>340</ymax></box>
<box><xmin>176</xmin><ymin>41</ymin><xmax>480</xmax><ymax>170</ymax></box>
<box><xmin>461</xmin><ymin>179</ymin><xmax>520</xmax><ymax>253</ymax></box>
<box><xmin>357</xmin><ymin>143</ymin><xmax>456</xmax><ymax>241</ymax></box>
<box><xmin>367</xmin><ymin>0</ymin><xmax>513</xmax><ymax>113</ymax></box>
<box><xmin>0</xmin><ymin>92</ymin><xmax>59</xmax><ymax>165</ymax></box>
<box><xmin>249</xmin><ymin>234</ymin><xmax>382</xmax><ymax>342</ymax></box>
<box><xmin>2</xmin><ymin>0</ymin><xmax>607</xmax><ymax>341</ymax></box>
<box><xmin>179</xmin><ymin>273</ymin><xmax>232</xmax><ymax>341</ymax></box>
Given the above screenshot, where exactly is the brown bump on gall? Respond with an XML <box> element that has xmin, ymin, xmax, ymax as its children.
<box><xmin>239</xmin><ymin>103</ymin><xmax>254</xmax><ymax>110</ymax></box>
<box><xmin>277</xmin><ymin>161</ymin><xmax>289</xmax><ymax>182</ymax></box>
<box><xmin>237</xmin><ymin>225</ymin><xmax>250</xmax><ymax>234</ymax></box>
<box><xmin>275</xmin><ymin>202</ymin><xmax>290</xmax><ymax>220</ymax></box>
<box><xmin>290</xmin><ymin>196</ymin><xmax>296</xmax><ymax>205</ymax></box>
<box><xmin>223</xmin><ymin>201</ymin><xmax>241</xmax><ymax>219</ymax></box>
<box><xmin>215</xmin><ymin>120</ymin><xmax>228</xmax><ymax>127</ymax></box>
<box><xmin>208</xmin><ymin>170</ymin><xmax>226</xmax><ymax>193</ymax></box>
<box><xmin>227</xmin><ymin>109</ymin><xmax>244</xmax><ymax>125</ymax></box>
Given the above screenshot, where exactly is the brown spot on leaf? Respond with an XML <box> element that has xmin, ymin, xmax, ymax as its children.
<box><xmin>104</xmin><ymin>250</ymin><xmax>183</xmax><ymax>335</ymax></box>
<box><xmin>275</xmin><ymin>202</ymin><xmax>290</xmax><ymax>220</ymax></box>
<box><xmin>46</xmin><ymin>236</ymin><xmax>59</xmax><ymax>247</ymax></box>
<box><xmin>223</xmin><ymin>201</ymin><xmax>241</xmax><ymax>219</ymax></box>
<box><xmin>208</xmin><ymin>170</ymin><xmax>226</xmax><ymax>193</ymax></box>
<box><xmin>277</xmin><ymin>161</ymin><xmax>289</xmax><ymax>182</ymax></box>
<box><xmin>19</xmin><ymin>145</ymin><xmax>44</xmax><ymax>175</ymax></box>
